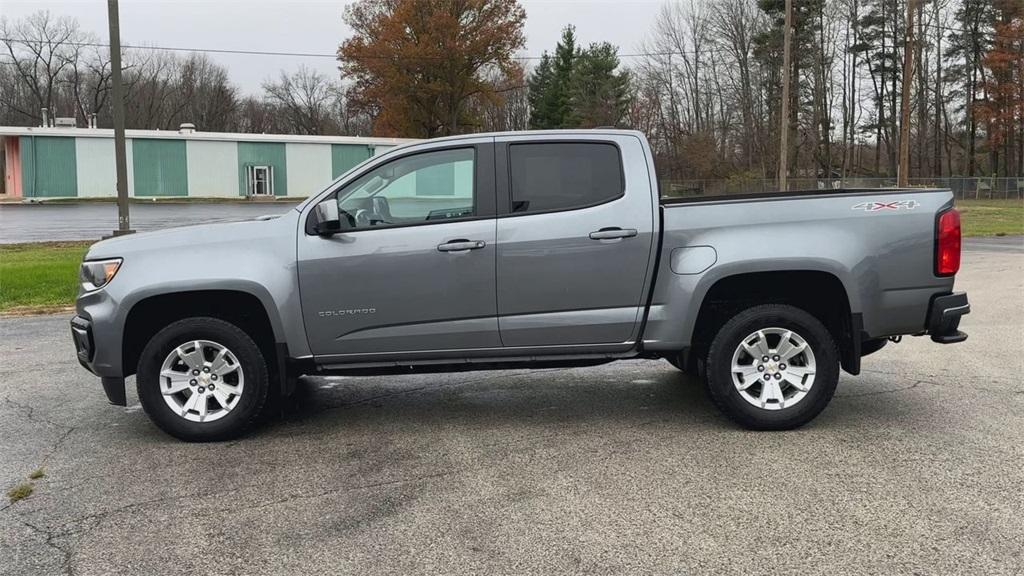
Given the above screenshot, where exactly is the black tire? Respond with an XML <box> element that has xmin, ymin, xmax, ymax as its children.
<box><xmin>137</xmin><ymin>317</ymin><xmax>269</xmax><ymax>442</ymax></box>
<box><xmin>704</xmin><ymin>304</ymin><xmax>839</xmax><ymax>430</ymax></box>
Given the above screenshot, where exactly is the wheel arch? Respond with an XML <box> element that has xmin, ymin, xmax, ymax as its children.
<box><xmin>121</xmin><ymin>288</ymin><xmax>284</xmax><ymax>381</ymax></box>
<box><xmin>685</xmin><ymin>268</ymin><xmax>861</xmax><ymax>375</ymax></box>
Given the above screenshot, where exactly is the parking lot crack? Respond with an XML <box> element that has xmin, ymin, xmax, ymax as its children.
<box><xmin>842</xmin><ymin>376</ymin><xmax>1022</xmax><ymax>398</ymax></box>
<box><xmin>2</xmin><ymin>396</ymin><xmax>34</xmax><ymax>418</ymax></box>
<box><xmin>42</xmin><ymin>426</ymin><xmax>77</xmax><ymax>465</ymax></box>
<box><xmin>19</xmin><ymin>517</ymin><xmax>75</xmax><ymax>576</ymax></box>
<box><xmin>837</xmin><ymin>380</ymin><xmax>923</xmax><ymax>398</ymax></box>
<box><xmin>58</xmin><ymin>486</ymin><xmax>248</xmax><ymax>531</ymax></box>
<box><xmin>51</xmin><ymin>466</ymin><xmax>463</xmax><ymax>533</ymax></box>
<box><xmin>2</xmin><ymin>396</ymin><xmax>64</xmax><ymax>429</ymax></box>
<box><xmin>860</xmin><ymin>369</ymin><xmax>1020</xmax><ymax>394</ymax></box>
<box><xmin>213</xmin><ymin>469</ymin><xmax>459</xmax><ymax>516</ymax></box>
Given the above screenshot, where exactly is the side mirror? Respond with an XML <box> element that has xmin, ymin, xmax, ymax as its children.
<box><xmin>313</xmin><ymin>201</ymin><xmax>345</xmax><ymax>236</ymax></box>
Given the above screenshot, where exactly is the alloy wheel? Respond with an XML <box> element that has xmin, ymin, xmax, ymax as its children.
<box><xmin>158</xmin><ymin>340</ymin><xmax>245</xmax><ymax>423</ymax></box>
<box><xmin>730</xmin><ymin>327</ymin><xmax>816</xmax><ymax>410</ymax></box>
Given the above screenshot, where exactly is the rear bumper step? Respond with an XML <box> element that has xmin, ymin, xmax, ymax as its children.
<box><xmin>927</xmin><ymin>292</ymin><xmax>970</xmax><ymax>344</ymax></box>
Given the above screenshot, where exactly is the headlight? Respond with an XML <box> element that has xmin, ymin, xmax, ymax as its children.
<box><xmin>80</xmin><ymin>258</ymin><xmax>122</xmax><ymax>291</ymax></box>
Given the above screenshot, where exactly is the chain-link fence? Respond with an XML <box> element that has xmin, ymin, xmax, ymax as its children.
<box><xmin>660</xmin><ymin>177</ymin><xmax>1024</xmax><ymax>200</ymax></box>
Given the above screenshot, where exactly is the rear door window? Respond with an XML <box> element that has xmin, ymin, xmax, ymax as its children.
<box><xmin>508</xmin><ymin>142</ymin><xmax>623</xmax><ymax>214</ymax></box>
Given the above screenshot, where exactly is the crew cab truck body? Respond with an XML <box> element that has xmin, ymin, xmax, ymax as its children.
<box><xmin>72</xmin><ymin>130</ymin><xmax>969</xmax><ymax>441</ymax></box>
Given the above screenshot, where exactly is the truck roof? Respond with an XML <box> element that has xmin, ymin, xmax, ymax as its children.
<box><xmin>399</xmin><ymin>128</ymin><xmax>643</xmax><ymax>144</ymax></box>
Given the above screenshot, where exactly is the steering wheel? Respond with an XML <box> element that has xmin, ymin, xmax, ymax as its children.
<box><xmin>353</xmin><ymin>208</ymin><xmax>390</xmax><ymax>227</ymax></box>
<box><xmin>353</xmin><ymin>208</ymin><xmax>373</xmax><ymax>228</ymax></box>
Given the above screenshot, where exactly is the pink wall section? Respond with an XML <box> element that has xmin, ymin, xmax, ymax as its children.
<box><xmin>3</xmin><ymin>136</ymin><xmax>21</xmax><ymax>197</ymax></box>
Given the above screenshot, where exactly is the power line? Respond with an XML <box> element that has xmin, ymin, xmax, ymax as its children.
<box><xmin>0</xmin><ymin>38</ymin><xmax>342</xmax><ymax>59</ymax></box>
<box><xmin>0</xmin><ymin>20</ymin><xmax>1017</xmax><ymax>65</ymax></box>
<box><xmin>0</xmin><ymin>37</ymin><xmax>727</xmax><ymax>60</ymax></box>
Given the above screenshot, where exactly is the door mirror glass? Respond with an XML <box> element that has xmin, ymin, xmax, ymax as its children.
<box><xmin>313</xmin><ymin>200</ymin><xmax>345</xmax><ymax>235</ymax></box>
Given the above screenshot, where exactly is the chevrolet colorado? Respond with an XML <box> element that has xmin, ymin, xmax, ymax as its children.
<box><xmin>71</xmin><ymin>130</ymin><xmax>969</xmax><ymax>441</ymax></box>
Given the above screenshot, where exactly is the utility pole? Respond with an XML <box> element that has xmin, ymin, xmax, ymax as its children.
<box><xmin>777</xmin><ymin>0</ymin><xmax>793</xmax><ymax>191</ymax></box>
<box><xmin>897</xmin><ymin>0</ymin><xmax>916</xmax><ymax>187</ymax></box>
<box><xmin>107</xmin><ymin>0</ymin><xmax>133</xmax><ymax>236</ymax></box>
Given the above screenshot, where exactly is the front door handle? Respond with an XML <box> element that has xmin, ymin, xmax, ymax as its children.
<box><xmin>437</xmin><ymin>239</ymin><xmax>486</xmax><ymax>252</ymax></box>
<box><xmin>589</xmin><ymin>227</ymin><xmax>638</xmax><ymax>240</ymax></box>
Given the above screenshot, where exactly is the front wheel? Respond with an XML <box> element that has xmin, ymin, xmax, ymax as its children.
<box><xmin>704</xmin><ymin>304</ymin><xmax>839</xmax><ymax>430</ymax></box>
<box><xmin>136</xmin><ymin>317</ymin><xmax>269</xmax><ymax>442</ymax></box>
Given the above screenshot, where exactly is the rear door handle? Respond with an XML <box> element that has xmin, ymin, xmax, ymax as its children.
<box><xmin>589</xmin><ymin>227</ymin><xmax>638</xmax><ymax>240</ymax></box>
<box><xmin>437</xmin><ymin>239</ymin><xmax>486</xmax><ymax>252</ymax></box>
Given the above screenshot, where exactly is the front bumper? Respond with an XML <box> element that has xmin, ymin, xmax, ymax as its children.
<box><xmin>71</xmin><ymin>315</ymin><xmax>126</xmax><ymax>405</ymax></box>
<box><xmin>70</xmin><ymin>316</ymin><xmax>95</xmax><ymax>368</ymax></box>
<box><xmin>927</xmin><ymin>292</ymin><xmax>970</xmax><ymax>344</ymax></box>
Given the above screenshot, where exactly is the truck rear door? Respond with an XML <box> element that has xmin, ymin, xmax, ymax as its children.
<box><xmin>494</xmin><ymin>134</ymin><xmax>657</xmax><ymax>347</ymax></box>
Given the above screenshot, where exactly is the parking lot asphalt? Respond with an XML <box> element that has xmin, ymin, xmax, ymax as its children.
<box><xmin>1</xmin><ymin>249</ymin><xmax>1022</xmax><ymax>576</ymax></box>
<box><xmin>0</xmin><ymin>202</ymin><xmax>301</xmax><ymax>244</ymax></box>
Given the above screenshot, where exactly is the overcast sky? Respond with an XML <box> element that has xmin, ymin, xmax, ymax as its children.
<box><xmin>2</xmin><ymin>0</ymin><xmax>665</xmax><ymax>94</ymax></box>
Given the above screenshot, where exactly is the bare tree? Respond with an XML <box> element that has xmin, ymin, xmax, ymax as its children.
<box><xmin>262</xmin><ymin>66</ymin><xmax>342</xmax><ymax>135</ymax></box>
<box><xmin>63</xmin><ymin>41</ymin><xmax>112</xmax><ymax>125</ymax></box>
<box><xmin>176</xmin><ymin>53</ymin><xmax>237</xmax><ymax>132</ymax></box>
<box><xmin>474</xmin><ymin>62</ymin><xmax>529</xmax><ymax>132</ymax></box>
<box><xmin>120</xmin><ymin>49</ymin><xmax>182</xmax><ymax>129</ymax></box>
<box><xmin>712</xmin><ymin>0</ymin><xmax>764</xmax><ymax>170</ymax></box>
<box><xmin>1</xmin><ymin>11</ymin><xmax>87</xmax><ymax>123</ymax></box>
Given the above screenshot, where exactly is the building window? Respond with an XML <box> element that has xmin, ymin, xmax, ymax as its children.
<box><xmin>246</xmin><ymin>165</ymin><xmax>273</xmax><ymax>196</ymax></box>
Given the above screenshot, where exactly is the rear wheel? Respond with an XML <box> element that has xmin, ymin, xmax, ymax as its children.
<box><xmin>704</xmin><ymin>304</ymin><xmax>838</xmax><ymax>430</ymax></box>
<box><xmin>137</xmin><ymin>317</ymin><xmax>269</xmax><ymax>442</ymax></box>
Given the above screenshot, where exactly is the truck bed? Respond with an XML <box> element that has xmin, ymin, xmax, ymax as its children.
<box><xmin>642</xmin><ymin>187</ymin><xmax>957</xmax><ymax>354</ymax></box>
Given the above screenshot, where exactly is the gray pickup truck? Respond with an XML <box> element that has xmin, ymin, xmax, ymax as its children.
<box><xmin>72</xmin><ymin>130</ymin><xmax>969</xmax><ymax>441</ymax></box>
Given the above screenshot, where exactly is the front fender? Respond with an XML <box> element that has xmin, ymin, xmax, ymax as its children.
<box><xmin>75</xmin><ymin>212</ymin><xmax>309</xmax><ymax>378</ymax></box>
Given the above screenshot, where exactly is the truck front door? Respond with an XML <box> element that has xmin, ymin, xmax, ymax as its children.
<box><xmin>494</xmin><ymin>135</ymin><xmax>656</xmax><ymax>347</ymax></box>
<box><xmin>298</xmin><ymin>140</ymin><xmax>499</xmax><ymax>359</ymax></box>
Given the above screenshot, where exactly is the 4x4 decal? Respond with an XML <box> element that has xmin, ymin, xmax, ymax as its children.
<box><xmin>852</xmin><ymin>200</ymin><xmax>920</xmax><ymax>212</ymax></box>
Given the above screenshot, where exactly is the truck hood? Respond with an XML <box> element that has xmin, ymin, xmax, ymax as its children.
<box><xmin>85</xmin><ymin>213</ymin><xmax>296</xmax><ymax>260</ymax></box>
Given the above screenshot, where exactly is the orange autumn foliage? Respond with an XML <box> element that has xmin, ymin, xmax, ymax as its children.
<box><xmin>975</xmin><ymin>0</ymin><xmax>1024</xmax><ymax>174</ymax></box>
<box><xmin>338</xmin><ymin>0</ymin><xmax>526</xmax><ymax>138</ymax></box>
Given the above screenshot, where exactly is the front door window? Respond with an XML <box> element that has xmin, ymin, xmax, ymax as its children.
<box><xmin>335</xmin><ymin>148</ymin><xmax>475</xmax><ymax>229</ymax></box>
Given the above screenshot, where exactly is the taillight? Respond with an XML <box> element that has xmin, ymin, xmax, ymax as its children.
<box><xmin>936</xmin><ymin>208</ymin><xmax>961</xmax><ymax>276</ymax></box>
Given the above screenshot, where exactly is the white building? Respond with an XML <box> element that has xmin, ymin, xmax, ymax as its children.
<box><xmin>1</xmin><ymin>125</ymin><xmax>416</xmax><ymax>199</ymax></box>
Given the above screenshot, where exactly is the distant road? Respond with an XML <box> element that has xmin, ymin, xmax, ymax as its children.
<box><xmin>963</xmin><ymin>235</ymin><xmax>1024</xmax><ymax>253</ymax></box>
<box><xmin>0</xmin><ymin>202</ymin><xmax>302</xmax><ymax>244</ymax></box>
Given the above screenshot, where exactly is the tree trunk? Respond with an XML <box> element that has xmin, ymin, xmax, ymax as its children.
<box><xmin>898</xmin><ymin>0</ymin><xmax>914</xmax><ymax>187</ymax></box>
<box><xmin>915</xmin><ymin>0</ymin><xmax>925</xmax><ymax>178</ymax></box>
<box><xmin>934</xmin><ymin>1</ymin><xmax>943</xmax><ymax>177</ymax></box>
<box><xmin>778</xmin><ymin>0</ymin><xmax>794</xmax><ymax>190</ymax></box>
